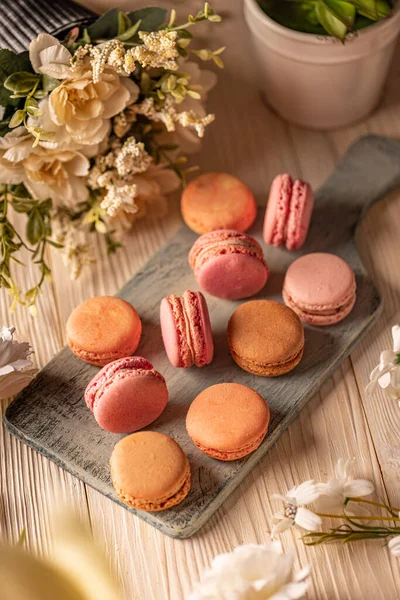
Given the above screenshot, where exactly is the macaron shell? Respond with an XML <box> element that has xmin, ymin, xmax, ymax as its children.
<box><xmin>227</xmin><ymin>300</ymin><xmax>304</xmax><ymax>376</ymax></box>
<box><xmin>110</xmin><ymin>432</ymin><xmax>191</xmax><ymax>511</ymax></box>
<box><xmin>197</xmin><ymin>253</ymin><xmax>268</xmax><ymax>300</ymax></box>
<box><xmin>93</xmin><ymin>372</ymin><xmax>168</xmax><ymax>433</ymax></box>
<box><xmin>181</xmin><ymin>291</ymin><xmax>214</xmax><ymax>366</ymax></box>
<box><xmin>66</xmin><ymin>296</ymin><xmax>142</xmax><ymax>366</ymax></box>
<box><xmin>160</xmin><ymin>297</ymin><xmax>191</xmax><ymax>368</ymax></box>
<box><xmin>283</xmin><ymin>253</ymin><xmax>356</xmax><ymax>312</ymax></box>
<box><xmin>181</xmin><ymin>172</ymin><xmax>257</xmax><ymax>234</ymax></box>
<box><xmin>286</xmin><ymin>180</ymin><xmax>314</xmax><ymax>250</ymax></box>
<box><xmin>263</xmin><ymin>174</ymin><xmax>292</xmax><ymax>246</ymax></box>
<box><xmin>186</xmin><ymin>383</ymin><xmax>270</xmax><ymax>461</ymax></box>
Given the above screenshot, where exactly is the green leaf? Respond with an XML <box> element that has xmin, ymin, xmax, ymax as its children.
<box><xmin>0</xmin><ymin>50</ymin><xmax>33</xmax><ymax>107</ymax></box>
<box><xmin>316</xmin><ymin>2</ymin><xmax>348</xmax><ymax>38</ymax></box>
<box><xmin>4</xmin><ymin>72</ymin><xmax>40</xmax><ymax>94</ymax></box>
<box><xmin>118</xmin><ymin>10</ymin><xmax>132</xmax><ymax>35</ymax></box>
<box><xmin>322</xmin><ymin>0</ymin><xmax>356</xmax><ymax>28</ymax></box>
<box><xmin>26</xmin><ymin>210</ymin><xmax>44</xmax><ymax>245</ymax></box>
<box><xmin>42</xmin><ymin>74</ymin><xmax>59</xmax><ymax>93</ymax></box>
<box><xmin>127</xmin><ymin>7</ymin><xmax>167</xmax><ymax>31</ymax></box>
<box><xmin>349</xmin><ymin>0</ymin><xmax>391</xmax><ymax>20</ymax></box>
<box><xmin>38</xmin><ymin>198</ymin><xmax>52</xmax><ymax>215</ymax></box>
<box><xmin>8</xmin><ymin>109</ymin><xmax>24</xmax><ymax>128</ymax></box>
<box><xmin>178</xmin><ymin>29</ymin><xmax>193</xmax><ymax>39</ymax></box>
<box><xmin>46</xmin><ymin>238</ymin><xmax>64</xmax><ymax>249</ymax></box>
<box><xmin>116</xmin><ymin>20</ymin><xmax>142</xmax><ymax>42</ymax></box>
<box><xmin>88</xmin><ymin>8</ymin><xmax>121</xmax><ymax>39</ymax></box>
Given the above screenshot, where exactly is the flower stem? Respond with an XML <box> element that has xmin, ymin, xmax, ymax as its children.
<box><xmin>316</xmin><ymin>513</ymin><xmax>400</xmax><ymax>521</ymax></box>
<box><xmin>350</xmin><ymin>497</ymin><xmax>400</xmax><ymax>513</ymax></box>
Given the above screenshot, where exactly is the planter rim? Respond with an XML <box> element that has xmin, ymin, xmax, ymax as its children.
<box><xmin>244</xmin><ymin>0</ymin><xmax>400</xmax><ymax>45</ymax></box>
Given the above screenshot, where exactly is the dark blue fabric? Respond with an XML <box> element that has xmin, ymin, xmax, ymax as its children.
<box><xmin>0</xmin><ymin>0</ymin><xmax>95</xmax><ymax>52</ymax></box>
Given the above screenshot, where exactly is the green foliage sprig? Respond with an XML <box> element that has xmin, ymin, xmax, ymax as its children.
<box><xmin>259</xmin><ymin>0</ymin><xmax>392</xmax><ymax>40</ymax></box>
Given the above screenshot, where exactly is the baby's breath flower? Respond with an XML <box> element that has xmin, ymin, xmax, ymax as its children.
<box><xmin>115</xmin><ymin>137</ymin><xmax>152</xmax><ymax>177</ymax></box>
<box><xmin>175</xmin><ymin>110</ymin><xmax>215</xmax><ymax>137</ymax></box>
<box><xmin>100</xmin><ymin>183</ymin><xmax>138</xmax><ymax>218</ymax></box>
<box><xmin>129</xmin><ymin>30</ymin><xmax>179</xmax><ymax>70</ymax></box>
<box><xmin>52</xmin><ymin>210</ymin><xmax>94</xmax><ymax>280</ymax></box>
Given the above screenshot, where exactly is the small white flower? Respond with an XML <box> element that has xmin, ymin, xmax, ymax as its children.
<box><xmin>271</xmin><ymin>480</ymin><xmax>322</xmax><ymax>537</ymax></box>
<box><xmin>187</xmin><ymin>543</ymin><xmax>310</xmax><ymax>600</ymax></box>
<box><xmin>366</xmin><ymin>325</ymin><xmax>400</xmax><ymax>402</ymax></box>
<box><xmin>0</xmin><ymin>326</ymin><xmax>36</xmax><ymax>399</ymax></box>
<box><xmin>29</xmin><ymin>33</ymin><xmax>72</xmax><ymax>79</ymax></box>
<box><xmin>315</xmin><ymin>458</ymin><xmax>375</xmax><ymax>515</ymax></box>
<box><xmin>388</xmin><ymin>534</ymin><xmax>400</xmax><ymax>557</ymax></box>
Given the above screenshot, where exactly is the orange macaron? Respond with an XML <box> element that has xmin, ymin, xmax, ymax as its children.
<box><xmin>228</xmin><ymin>300</ymin><xmax>304</xmax><ymax>376</ymax></box>
<box><xmin>181</xmin><ymin>172</ymin><xmax>257</xmax><ymax>234</ymax></box>
<box><xmin>110</xmin><ymin>432</ymin><xmax>191</xmax><ymax>511</ymax></box>
<box><xmin>186</xmin><ymin>383</ymin><xmax>270</xmax><ymax>461</ymax></box>
<box><xmin>66</xmin><ymin>296</ymin><xmax>142</xmax><ymax>366</ymax></box>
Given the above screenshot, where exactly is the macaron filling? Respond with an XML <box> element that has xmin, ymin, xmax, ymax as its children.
<box><xmin>230</xmin><ymin>345</ymin><xmax>304</xmax><ymax>371</ymax></box>
<box><xmin>85</xmin><ymin>357</ymin><xmax>164</xmax><ymax>411</ymax></box>
<box><xmin>181</xmin><ymin>291</ymin><xmax>208</xmax><ymax>367</ymax></box>
<box><xmin>167</xmin><ymin>295</ymin><xmax>194</xmax><ymax>368</ymax></box>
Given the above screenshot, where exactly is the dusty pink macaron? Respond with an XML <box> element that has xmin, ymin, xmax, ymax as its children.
<box><xmin>160</xmin><ymin>290</ymin><xmax>214</xmax><ymax>368</ymax></box>
<box><xmin>189</xmin><ymin>230</ymin><xmax>269</xmax><ymax>300</ymax></box>
<box><xmin>282</xmin><ymin>253</ymin><xmax>357</xmax><ymax>326</ymax></box>
<box><xmin>84</xmin><ymin>356</ymin><xmax>168</xmax><ymax>433</ymax></box>
<box><xmin>264</xmin><ymin>174</ymin><xmax>314</xmax><ymax>250</ymax></box>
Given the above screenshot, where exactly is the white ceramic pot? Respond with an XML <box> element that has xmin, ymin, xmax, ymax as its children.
<box><xmin>243</xmin><ymin>0</ymin><xmax>400</xmax><ymax>129</ymax></box>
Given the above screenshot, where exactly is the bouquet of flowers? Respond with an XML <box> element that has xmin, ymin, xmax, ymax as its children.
<box><xmin>0</xmin><ymin>4</ymin><xmax>223</xmax><ymax>314</ymax></box>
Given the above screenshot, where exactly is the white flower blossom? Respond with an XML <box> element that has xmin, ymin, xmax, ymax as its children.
<box><xmin>114</xmin><ymin>137</ymin><xmax>152</xmax><ymax>177</ymax></box>
<box><xmin>100</xmin><ymin>183</ymin><xmax>139</xmax><ymax>218</ymax></box>
<box><xmin>389</xmin><ymin>534</ymin><xmax>400</xmax><ymax>557</ymax></box>
<box><xmin>52</xmin><ymin>211</ymin><xmax>95</xmax><ymax>280</ymax></box>
<box><xmin>366</xmin><ymin>325</ymin><xmax>400</xmax><ymax>402</ymax></box>
<box><xmin>271</xmin><ymin>481</ymin><xmax>322</xmax><ymax>537</ymax></box>
<box><xmin>187</xmin><ymin>543</ymin><xmax>310</xmax><ymax>600</ymax></box>
<box><xmin>0</xmin><ymin>326</ymin><xmax>36</xmax><ymax>399</ymax></box>
<box><xmin>315</xmin><ymin>458</ymin><xmax>375</xmax><ymax>515</ymax></box>
<box><xmin>29</xmin><ymin>33</ymin><xmax>72</xmax><ymax>79</ymax></box>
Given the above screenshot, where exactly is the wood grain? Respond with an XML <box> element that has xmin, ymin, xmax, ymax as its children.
<box><xmin>1</xmin><ymin>0</ymin><xmax>400</xmax><ymax>596</ymax></box>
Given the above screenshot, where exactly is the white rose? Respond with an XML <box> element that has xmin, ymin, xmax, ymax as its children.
<box><xmin>29</xmin><ymin>33</ymin><xmax>73</xmax><ymax>79</ymax></box>
<box><xmin>47</xmin><ymin>68</ymin><xmax>139</xmax><ymax>146</ymax></box>
<box><xmin>0</xmin><ymin>127</ymin><xmax>32</xmax><ymax>184</ymax></box>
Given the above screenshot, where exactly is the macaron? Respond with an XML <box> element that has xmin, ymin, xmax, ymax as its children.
<box><xmin>84</xmin><ymin>356</ymin><xmax>168</xmax><ymax>433</ymax></box>
<box><xmin>110</xmin><ymin>431</ymin><xmax>191</xmax><ymax>511</ymax></box>
<box><xmin>160</xmin><ymin>290</ymin><xmax>214</xmax><ymax>368</ymax></box>
<box><xmin>228</xmin><ymin>300</ymin><xmax>304</xmax><ymax>376</ymax></box>
<box><xmin>186</xmin><ymin>383</ymin><xmax>270</xmax><ymax>461</ymax></box>
<box><xmin>66</xmin><ymin>296</ymin><xmax>142</xmax><ymax>366</ymax></box>
<box><xmin>189</xmin><ymin>230</ymin><xmax>269</xmax><ymax>300</ymax></box>
<box><xmin>282</xmin><ymin>252</ymin><xmax>357</xmax><ymax>326</ymax></box>
<box><xmin>181</xmin><ymin>172</ymin><xmax>257</xmax><ymax>234</ymax></box>
<box><xmin>263</xmin><ymin>174</ymin><xmax>314</xmax><ymax>250</ymax></box>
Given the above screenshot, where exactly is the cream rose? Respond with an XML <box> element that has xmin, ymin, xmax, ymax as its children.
<box><xmin>48</xmin><ymin>68</ymin><xmax>139</xmax><ymax>146</ymax></box>
<box><xmin>0</xmin><ymin>129</ymin><xmax>89</xmax><ymax>205</ymax></box>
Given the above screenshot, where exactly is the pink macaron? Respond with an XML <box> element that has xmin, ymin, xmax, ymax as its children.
<box><xmin>282</xmin><ymin>253</ymin><xmax>357</xmax><ymax>326</ymax></box>
<box><xmin>263</xmin><ymin>174</ymin><xmax>314</xmax><ymax>250</ymax></box>
<box><xmin>189</xmin><ymin>230</ymin><xmax>269</xmax><ymax>300</ymax></box>
<box><xmin>84</xmin><ymin>356</ymin><xmax>168</xmax><ymax>433</ymax></box>
<box><xmin>160</xmin><ymin>290</ymin><xmax>214</xmax><ymax>368</ymax></box>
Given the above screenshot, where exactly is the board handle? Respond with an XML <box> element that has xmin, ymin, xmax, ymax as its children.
<box><xmin>307</xmin><ymin>135</ymin><xmax>400</xmax><ymax>251</ymax></box>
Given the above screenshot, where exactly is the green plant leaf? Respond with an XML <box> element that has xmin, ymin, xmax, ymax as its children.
<box><xmin>88</xmin><ymin>8</ymin><xmax>121</xmax><ymax>39</ymax></box>
<box><xmin>26</xmin><ymin>210</ymin><xmax>44</xmax><ymax>245</ymax></box>
<box><xmin>349</xmin><ymin>0</ymin><xmax>391</xmax><ymax>20</ymax></box>
<box><xmin>4</xmin><ymin>72</ymin><xmax>40</xmax><ymax>94</ymax></box>
<box><xmin>127</xmin><ymin>7</ymin><xmax>167</xmax><ymax>31</ymax></box>
<box><xmin>322</xmin><ymin>0</ymin><xmax>356</xmax><ymax>28</ymax></box>
<box><xmin>42</xmin><ymin>74</ymin><xmax>59</xmax><ymax>93</ymax></box>
<box><xmin>0</xmin><ymin>50</ymin><xmax>33</xmax><ymax>107</ymax></box>
<box><xmin>116</xmin><ymin>20</ymin><xmax>142</xmax><ymax>42</ymax></box>
<box><xmin>118</xmin><ymin>10</ymin><xmax>132</xmax><ymax>35</ymax></box>
<box><xmin>316</xmin><ymin>2</ymin><xmax>348</xmax><ymax>38</ymax></box>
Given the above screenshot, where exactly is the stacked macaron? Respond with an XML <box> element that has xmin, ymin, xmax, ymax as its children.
<box><xmin>63</xmin><ymin>169</ymin><xmax>358</xmax><ymax>515</ymax></box>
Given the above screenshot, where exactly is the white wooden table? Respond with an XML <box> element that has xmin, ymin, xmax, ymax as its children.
<box><xmin>1</xmin><ymin>2</ymin><xmax>400</xmax><ymax>598</ymax></box>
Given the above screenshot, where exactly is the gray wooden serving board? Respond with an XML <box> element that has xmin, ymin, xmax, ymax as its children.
<box><xmin>5</xmin><ymin>135</ymin><xmax>400</xmax><ymax>539</ymax></box>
